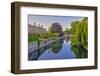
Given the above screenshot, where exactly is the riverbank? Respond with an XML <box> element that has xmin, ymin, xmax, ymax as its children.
<box><xmin>28</xmin><ymin>37</ymin><xmax>63</xmax><ymax>53</ymax></box>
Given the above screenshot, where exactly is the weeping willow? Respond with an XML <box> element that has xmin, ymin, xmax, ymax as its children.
<box><xmin>70</xmin><ymin>17</ymin><xmax>88</xmax><ymax>48</ymax></box>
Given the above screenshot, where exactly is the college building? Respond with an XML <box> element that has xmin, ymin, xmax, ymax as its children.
<box><xmin>28</xmin><ymin>23</ymin><xmax>47</xmax><ymax>36</ymax></box>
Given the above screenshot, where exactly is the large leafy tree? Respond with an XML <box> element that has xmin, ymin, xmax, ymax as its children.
<box><xmin>51</xmin><ymin>23</ymin><xmax>62</xmax><ymax>33</ymax></box>
<box><xmin>70</xmin><ymin>17</ymin><xmax>88</xmax><ymax>48</ymax></box>
<box><xmin>48</xmin><ymin>22</ymin><xmax>63</xmax><ymax>36</ymax></box>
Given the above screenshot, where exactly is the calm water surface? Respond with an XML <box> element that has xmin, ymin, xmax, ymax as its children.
<box><xmin>28</xmin><ymin>37</ymin><xmax>88</xmax><ymax>61</ymax></box>
<box><xmin>38</xmin><ymin>40</ymin><xmax>75</xmax><ymax>60</ymax></box>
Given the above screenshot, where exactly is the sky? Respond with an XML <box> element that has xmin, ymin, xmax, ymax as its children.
<box><xmin>28</xmin><ymin>15</ymin><xmax>84</xmax><ymax>31</ymax></box>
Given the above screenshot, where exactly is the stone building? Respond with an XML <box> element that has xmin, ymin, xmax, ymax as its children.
<box><xmin>28</xmin><ymin>23</ymin><xmax>47</xmax><ymax>36</ymax></box>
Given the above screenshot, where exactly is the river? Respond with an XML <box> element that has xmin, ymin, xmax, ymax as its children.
<box><xmin>28</xmin><ymin>37</ymin><xmax>87</xmax><ymax>61</ymax></box>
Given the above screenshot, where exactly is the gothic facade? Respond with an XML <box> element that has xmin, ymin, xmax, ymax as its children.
<box><xmin>28</xmin><ymin>23</ymin><xmax>47</xmax><ymax>35</ymax></box>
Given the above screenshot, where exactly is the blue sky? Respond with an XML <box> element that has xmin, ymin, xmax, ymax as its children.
<box><xmin>28</xmin><ymin>15</ymin><xmax>84</xmax><ymax>31</ymax></box>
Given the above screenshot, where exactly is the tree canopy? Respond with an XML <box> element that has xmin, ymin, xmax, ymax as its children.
<box><xmin>70</xmin><ymin>17</ymin><xmax>88</xmax><ymax>48</ymax></box>
<box><xmin>49</xmin><ymin>22</ymin><xmax>62</xmax><ymax>33</ymax></box>
<box><xmin>48</xmin><ymin>22</ymin><xmax>63</xmax><ymax>37</ymax></box>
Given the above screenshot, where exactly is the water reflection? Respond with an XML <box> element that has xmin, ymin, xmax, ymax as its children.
<box><xmin>28</xmin><ymin>39</ymin><xmax>64</xmax><ymax>60</ymax></box>
<box><xmin>51</xmin><ymin>39</ymin><xmax>63</xmax><ymax>53</ymax></box>
<box><xmin>28</xmin><ymin>38</ymin><xmax>88</xmax><ymax>61</ymax></box>
<box><xmin>71</xmin><ymin>45</ymin><xmax>88</xmax><ymax>58</ymax></box>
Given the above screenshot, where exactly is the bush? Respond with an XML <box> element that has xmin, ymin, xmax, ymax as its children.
<box><xmin>28</xmin><ymin>35</ymin><xmax>39</xmax><ymax>42</ymax></box>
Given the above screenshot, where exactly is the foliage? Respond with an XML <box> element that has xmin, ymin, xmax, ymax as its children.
<box><xmin>51</xmin><ymin>22</ymin><xmax>62</xmax><ymax>33</ymax></box>
<box><xmin>48</xmin><ymin>22</ymin><xmax>63</xmax><ymax>37</ymax></box>
<box><xmin>28</xmin><ymin>35</ymin><xmax>39</xmax><ymax>42</ymax></box>
<box><xmin>48</xmin><ymin>26</ymin><xmax>60</xmax><ymax>37</ymax></box>
<box><xmin>71</xmin><ymin>45</ymin><xmax>88</xmax><ymax>58</ymax></box>
<box><xmin>70</xmin><ymin>17</ymin><xmax>88</xmax><ymax>48</ymax></box>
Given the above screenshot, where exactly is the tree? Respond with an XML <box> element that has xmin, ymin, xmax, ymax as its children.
<box><xmin>48</xmin><ymin>22</ymin><xmax>63</xmax><ymax>37</ymax></box>
<box><xmin>70</xmin><ymin>17</ymin><xmax>88</xmax><ymax>48</ymax></box>
<box><xmin>51</xmin><ymin>23</ymin><xmax>62</xmax><ymax>33</ymax></box>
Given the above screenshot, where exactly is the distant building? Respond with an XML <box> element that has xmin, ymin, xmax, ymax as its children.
<box><xmin>28</xmin><ymin>23</ymin><xmax>47</xmax><ymax>36</ymax></box>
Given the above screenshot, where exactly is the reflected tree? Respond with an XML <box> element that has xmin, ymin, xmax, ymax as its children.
<box><xmin>51</xmin><ymin>39</ymin><xmax>63</xmax><ymax>53</ymax></box>
<box><xmin>71</xmin><ymin>45</ymin><xmax>88</xmax><ymax>58</ymax></box>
